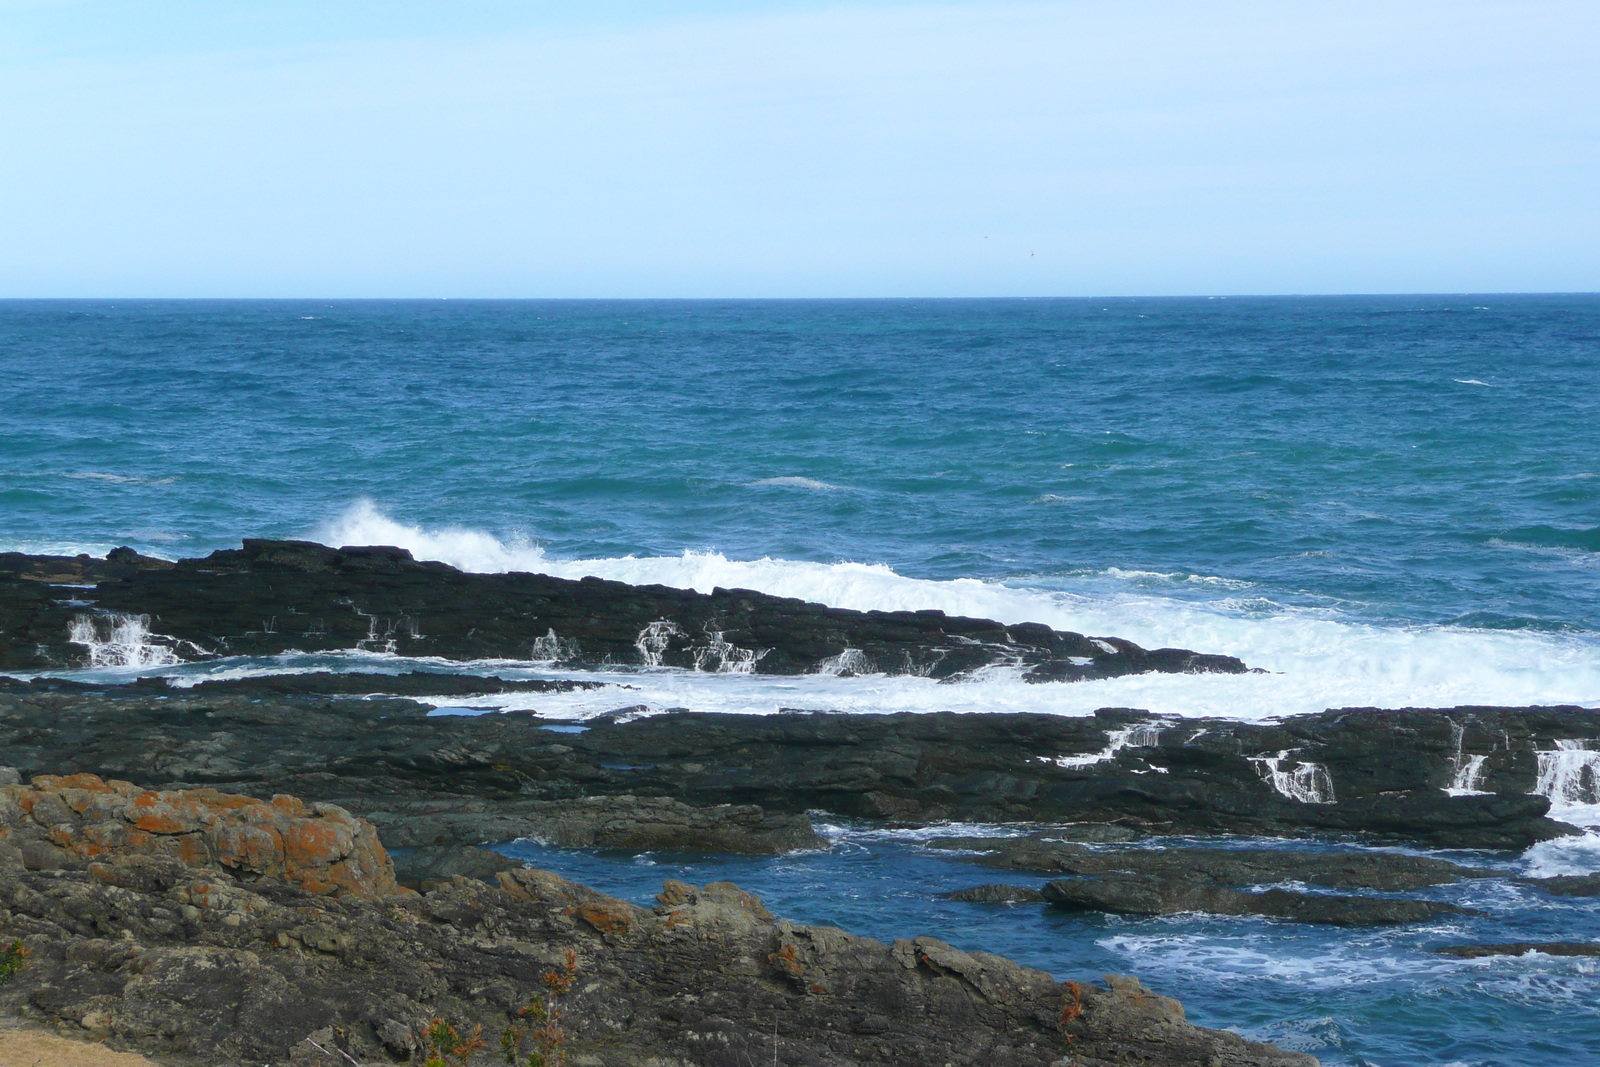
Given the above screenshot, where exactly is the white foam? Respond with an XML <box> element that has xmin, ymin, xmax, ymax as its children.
<box><xmin>1249</xmin><ymin>751</ymin><xmax>1336</xmax><ymax>804</ymax></box>
<box><xmin>307</xmin><ymin>503</ymin><xmax>1600</xmax><ymax>721</ymax></box>
<box><xmin>1445</xmin><ymin>722</ymin><xmax>1491</xmax><ymax>797</ymax></box>
<box><xmin>744</xmin><ymin>476</ymin><xmax>853</xmax><ymax>492</ymax></box>
<box><xmin>1532</xmin><ymin>740</ymin><xmax>1600</xmax><ymax>826</ymax></box>
<box><xmin>1042</xmin><ymin>721</ymin><xmax>1166</xmax><ymax>768</ymax></box>
<box><xmin>67</xmin><ymin>614</ymin><xmax>182</xmax><ymax>669</ymax></box>
<box><xmin>1523</xmin><ymin>830</ymin><xmax>1600</xmax><ymax>878</ymax></box>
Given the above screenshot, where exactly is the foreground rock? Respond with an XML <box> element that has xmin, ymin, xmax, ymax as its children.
<box><xmin>0</xmin><ymin>781</ymin><xmax>1314</xmax><ymax>1067</ymax></box>
<box><xmin>0</xmin><ymin>773</ymin><xmax>395</xmax><ymax>898</ymax></box>
<box><xmin>1041</xmin><ymin>875</ymin><xmax>1474</xmax><ymax>926</ymax></box>
<box><xmin>0</xmin><ymin>686</ymin><xmax>1587</xmax><ymax>849</ymax></box>
<box><xmin>1</xmin><ymin>541</ymin><xmax>1245</xmax><ymax>683</ymax></box>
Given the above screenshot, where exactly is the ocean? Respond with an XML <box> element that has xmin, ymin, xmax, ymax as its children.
<box><xmin>4</xmin><ymin>296</ymin><xmax>1599</xmax><ymax>1065</ymax></box>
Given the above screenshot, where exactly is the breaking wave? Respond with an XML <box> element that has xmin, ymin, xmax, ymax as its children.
<box><xmin>305</xmin><ymin>503</ymin><xmax>1600</xmax><ymax>720</ymax></box>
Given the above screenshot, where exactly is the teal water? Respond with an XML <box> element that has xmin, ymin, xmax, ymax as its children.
<box><xmin>5</xmin><ymin>296</ymin><xmax>1600</xmax><ymax>1065</ymax></box>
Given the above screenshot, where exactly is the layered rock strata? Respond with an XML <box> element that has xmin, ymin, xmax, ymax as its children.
<box><xmin>1</xmin><ymin>686</ymin><xmax>1589</xmax><ymax>849</ymax></box>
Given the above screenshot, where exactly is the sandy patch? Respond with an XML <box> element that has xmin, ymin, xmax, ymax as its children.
<box><xmin>0</xmin><ymin>1030</ymin><xmax>157</xmax><ymax>1067</ymax></box>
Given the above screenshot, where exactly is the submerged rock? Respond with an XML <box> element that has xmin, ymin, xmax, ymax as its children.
<box><xmin>1515</xmin><ymin>873</ymin><xmax>1600</xmax><ymax>896</ymax></box>
<box><xmin>929</xmin><ymin>835</ymin><xmax>1495</xmax><ymax>891</ymax></box>
<box><xmin>1433</xmin><ymin>942</ymin><xmax>1600</xmax><ymax>958</ymax></box>
<box><xmin>1042</xmin><ymin>874</ymin><xmax>1475</xmax><ymax>926</ymax></box>
<box><xmin>942</xmin><ymin>883</ymin><xmax>1048</xmax><ymax>903</ymax></box>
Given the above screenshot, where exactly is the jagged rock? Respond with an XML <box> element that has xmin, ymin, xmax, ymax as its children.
<box><xmin>0</xmin><ymin>542</ymin><xmax>1245</xmax><ymax>682</ymax></box>
<box><xmin>0</xmin><ymin>806</ymin><xmax>1315</xmax><ymax>1066</ymax></box>
<box><xmin>1041</xmin><ymin>874</ymin><xmax>1474</xmax><ymax>926</ymax></box>
<box><xmin>943</xmin><ymin>884</ymin><xmax>1047</xmax><ymax>903</ymax></box>
<box><xmin>928</xmin><ymin>836</ymin><xmax>1494</xmax><ymax>890</ymax></box>
<box><xmin>1433</xmin><ymin>942</ymin><xmax>1600</xmax><ymax>958</ymax></box>
<box><xmin>0</xmin><ymin>773</ymin><xmax>396</xmax><ymax>898</ymax></box>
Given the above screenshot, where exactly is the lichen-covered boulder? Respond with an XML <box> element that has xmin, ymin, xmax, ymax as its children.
<box><xmin>0</xmin><ymin>772</ymin><xmax>396</xmax><ymax>897</ymax></box>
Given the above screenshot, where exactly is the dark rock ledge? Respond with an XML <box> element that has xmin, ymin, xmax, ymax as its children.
<box><xmin>0</xmin><ymin>542</ymin><xmax>1246</xmax><ymax>682</ymax></box>
<box><xmin>0</xmin><ymin>773</ymin><xmax>1313</xmax><ymax>1067</ymax></box>
<box><xmin>1</xmin><ymin>685</ymin><xmax>1590</xmax><ymax>850</ymax></box>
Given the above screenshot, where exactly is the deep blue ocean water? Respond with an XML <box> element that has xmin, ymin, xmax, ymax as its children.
<box><xmin>4</xmin><ymin>297</ymin><xmax>1600</xmax><ymax>1065</ymax></box>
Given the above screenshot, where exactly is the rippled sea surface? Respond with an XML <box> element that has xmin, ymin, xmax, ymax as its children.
<box><xmin>4</xmin><ymin>297</ymin><xmax>1600</xmax><ymax>1065</ymax></box>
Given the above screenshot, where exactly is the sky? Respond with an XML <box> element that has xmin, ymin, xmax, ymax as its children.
<box><xmin>1</xmin><ymin>0</ymin><xmax>1596</xmax><ymax>297</ymax></box>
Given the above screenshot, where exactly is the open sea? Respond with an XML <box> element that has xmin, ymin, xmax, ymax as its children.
<box><xmin>3</xmin><ymin>296</ymin><xmax>1599</xmax><ymax>1065</ymax></box>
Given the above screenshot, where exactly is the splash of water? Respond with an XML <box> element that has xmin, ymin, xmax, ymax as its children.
<box><xmin>692</xmin><ymin>631</ymin><xmax>767</xmax><ymax>674</ymax></box>
<box><xmin>818</xmin><ymin>648</ymin><xmax>875</xmax><ymax>676</ymax></box>
<box><xmin>1250</xmin><ymin>751</ymin><xmax>1336</xmax><ymax>804</ymax></box>
<box><xmin>530</xmin><ymin>629</ymin><xmax>580</xmax><ymax>664</ymax></box>
<box><xmin>67</xmin><ymin>614</ymin><xmax>182</xmax><ymax>668</ymax></box>
<box><xmin>633</xmin><ymin>621</ymin><xmax>681</xmax><ymax>668</ymax></box>
<box><xmin>1042</xmin><ymin>721</ymin><xmax>1166</xmax><ymax>769</ymax></box>
<box><xmin>1444</xmin><ymin>722</ymin><xmax>1491</xmax><ymax>796</ymax></box>
<box><xmin>1533</xmin><ymin>740</ymin><xmax>1600</xmax><ymax>823</ymax></box>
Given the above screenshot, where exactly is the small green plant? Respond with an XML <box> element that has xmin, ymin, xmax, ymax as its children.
<box><xmin>501</xmin><ymin>949</ymin><xmax>579</xmax><ymax>1067</ymax></box>
<box><xmin>423</xmin><ymin>1019</ymin><xmax>486</xmax><ymax>1067</ymax></box>
<box><xmin>0</xmin><ymin>940</ymin><xmax>30</xmax><ymax>984</ymax></box>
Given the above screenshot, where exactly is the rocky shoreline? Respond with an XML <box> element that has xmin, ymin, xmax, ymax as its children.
<box><xmin>0</xmin><ymin>772</ymin><xmax>1312</xmax><ymax>1067</ymax></box>
<box><xmin>4</xmin><ymin>545</ymin><xmax>1600</xmax><ymax>1064</ymax></box>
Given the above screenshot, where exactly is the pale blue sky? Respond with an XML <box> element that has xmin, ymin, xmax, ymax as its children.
<box><xmin>2</xmin><ymin>1</ymin><xmax>1596</xmax><ymax>296</ymax></box>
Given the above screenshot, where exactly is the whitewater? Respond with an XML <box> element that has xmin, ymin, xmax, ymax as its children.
<box><xmin>260</xmin><ymin>501</ymin><xmax>1599</xmax><ymax>723</ymax></box>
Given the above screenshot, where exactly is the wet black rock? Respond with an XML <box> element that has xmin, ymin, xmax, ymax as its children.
<box><xmin>1</xmin><ymin>541</ymin><xmax>1245</xmax><ymax>682</ymax></box>
<box><xmin>0</xmin><ymin>686</ymin><xmax>1586</xmax><ymax>850</ymax></box>
<box><xmin>1433</xmin><ymin>942</ymin><xmax>1600</xmax><ymax>958</ymax></box>
<box><xmin>1042</xmin><ymin>875</ymin><xmax>1475</xmax><ymax>926</ymax></box>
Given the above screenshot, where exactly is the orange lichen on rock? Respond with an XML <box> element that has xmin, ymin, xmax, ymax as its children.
<box><xmin>0</xmin><ymin>773</ymin><xmax>397</xmax><ymax>898</ymax></box>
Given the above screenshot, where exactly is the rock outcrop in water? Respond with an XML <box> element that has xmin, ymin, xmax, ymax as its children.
<box><xmin>0</xmin><ymin>542</ymin><xmax>1247</xmax><ymax>682</ymax></box>
<box><xmin>0</xmin><ymin>776</ymin><xmax>1314</xmax><ymax>1067</ymax></box>
<box><xmin>0</xmin><ymin>684</ymin><xmax>1590</xmax><ymax>850</ymax></box>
